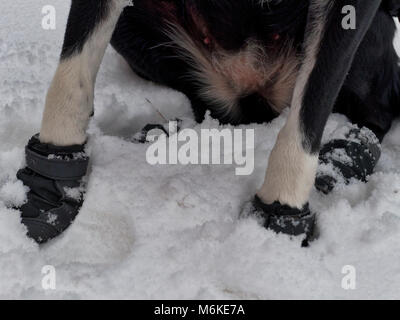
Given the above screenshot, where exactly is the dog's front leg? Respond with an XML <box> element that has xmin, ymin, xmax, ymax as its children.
<box><xmin>254</xmin><ymin>0</ymin><xmax>382</xmax><ymax>242</ymax></box>
<box><xmin>16</xmin><ymin>0</ymin><xmax>131</xmax><ymax>243</ymax></box>
<box><xmin>40</xmin><ymin>0</ymin><xmax>130</xmax><ymax>146</ymax></box>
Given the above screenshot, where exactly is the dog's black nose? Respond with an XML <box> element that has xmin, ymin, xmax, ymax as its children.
<box><xmin>237</xmin><ymin>93</ymin><xmax>278</xmax><ymax>124</ymax></box>
<box><xmin>239</xmin><ymin>92</ymin><xmax>265</xmax><ymax>107</ymax></box>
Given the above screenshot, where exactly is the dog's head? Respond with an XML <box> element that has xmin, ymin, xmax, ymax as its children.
<box><xmin>153</xmin><ymin>0</ymin><xmax>308</xmax><ymax>122</ymax></box>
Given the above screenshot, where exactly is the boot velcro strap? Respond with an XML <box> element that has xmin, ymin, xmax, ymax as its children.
<box><xmin>25</xmin><ymin>146</ymin><xmax>89</xmax><ymax>180</ymax></box>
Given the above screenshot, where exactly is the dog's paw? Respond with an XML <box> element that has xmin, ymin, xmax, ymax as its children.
<box><xmin>15</xmin><ymin>134</ymin><xmax>89</xmax><ymax>244</ymax></box>
<box><xmin>241</xmin><ymin>196</ymin><xmax>318</xmax><ymax>247</ymax></box>
<box><xmin>315</xmin><ymin>127</ymin><xmax>381</xmax><ymax>194</ymax></box>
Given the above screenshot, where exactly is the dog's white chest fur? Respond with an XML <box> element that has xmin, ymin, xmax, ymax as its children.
<box><xmin>168</xmin><ymin>25</ymin><xmax>300</xmax><ymax>120</ymax></box>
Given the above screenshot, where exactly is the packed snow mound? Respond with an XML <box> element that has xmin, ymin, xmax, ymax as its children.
<box><xmin>0</xmin><ymin>1</ymin><xmax>400</xmax><ymax>299</ymax></box>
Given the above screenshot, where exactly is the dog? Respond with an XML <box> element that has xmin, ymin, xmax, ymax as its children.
<box><xmin>16</xmin><ymin>0</ymin><xmax>400</xmax><ymax>244</ymax></box>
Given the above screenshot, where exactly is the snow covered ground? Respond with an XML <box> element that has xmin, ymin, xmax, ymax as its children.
<box><xmin>1</xmin><ymin>1</ymin><xmax>400</xmax><ymax>299</ymax></box>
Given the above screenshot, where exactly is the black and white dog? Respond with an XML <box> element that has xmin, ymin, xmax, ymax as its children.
<box><xmin>16</xmin><ymin>0</ymin><xmax>400</xmax><ymax>244</ymax></box>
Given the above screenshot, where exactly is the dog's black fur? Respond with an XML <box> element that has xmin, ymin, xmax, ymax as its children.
<box><xmin>57</xmin><ymin>0</ymin><xmax>400</xmax><ymax>146</ymax></box>
<box><xmin>109</xmin><ymin>0</ymin><xmax>308</xmax><ymax>124</ymax></box>
<box><xmin>61</xmin><ymin>1</ymin><xmax>110</xmax><ymax>59</ymax></box>
<box><xmin>106</xmin><ymin>0</ymin><xmax>400</xmax><ymax>144</ymax></box>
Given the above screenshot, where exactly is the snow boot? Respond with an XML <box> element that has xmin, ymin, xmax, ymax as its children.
<box><xmin>243</xmin><ymin>196</ymin><xmax>317</xmax><ymax>247</ymax></box>
<box><xmin>315</xmin><ymin>127</ymin><xmax>381</xmax><ymax>194</ymax></box>
<box><xmin>16</xmin><ymin>134</ymin><xmax>89</xmax><ymax>244</ymax></box>
<box><xmin>133</xmin><ymin>119</ymin><xmax>183</xmax><ymax>144</ymax></box>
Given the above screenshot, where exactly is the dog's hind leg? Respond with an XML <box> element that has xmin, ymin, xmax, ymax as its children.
<box><xmin>16</xmin><ymin>0</ymin><xmax>131</xmax><ymax>243</ymax></box>
<box><xmin>250</xmin><ymin>0</ymin><xmax>382</xmax><ymax>244</ymax></box>
<box><xmin>315</xmin><ymin>8</ymin><xmax>399</xmax><ymax>194</ymax></box>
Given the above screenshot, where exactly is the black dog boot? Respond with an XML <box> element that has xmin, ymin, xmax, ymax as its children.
<box><xmin>16</xmin><ymin>134</ymin><xmax>89</xmax><ymax>244</ymax></box>
<box><xmin>315</xmin><ymin>127</ymin><xmax>381</xmax><ymax>194</ymax></box>
<box><xmin>243</xmin><ymin>196</ymin><xmax>317</xmax><ymax>247</ymax></box>
<box><xmin>132</xmin><ymin>119</ymin><xmax>183</xmax><ymax>144</ymax></box>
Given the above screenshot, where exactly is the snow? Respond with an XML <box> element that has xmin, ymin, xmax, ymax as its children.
<box><xmin>1</xmin><ymin>1</ymin><xmax>400</xmax><ymax>299</ymax></box>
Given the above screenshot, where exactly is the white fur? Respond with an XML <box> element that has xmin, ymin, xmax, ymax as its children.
<box><xmin>40</xmin><ymin>0</ymin><xmax>128</xmax><ymax>146</ymax></box>
<box><xmin>166</xmin><ymin>25</ymin><xmax>299</xmax><ymax>121</ymax></box>
<box><xmin>257</xmin><ymin>0</ymin><xmax>332</xmax><ymax>208</ymax></box>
